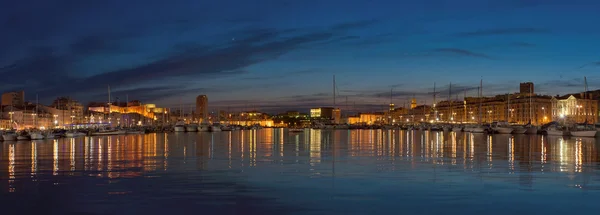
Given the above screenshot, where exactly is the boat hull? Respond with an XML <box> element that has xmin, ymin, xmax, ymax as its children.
<box><xmin>571</xmin><ymin>130</ymin><xmax>597</xmax><ymax>137</ymax></box>
<box><xmin>65</xmin><ymin>132</ymin><xmax>85</xmax><ymax>137</ymax></box>
<box><xmin>174</xmin><ymin>126</ymin><xmax>186</xmax><ymax>132</ymax></box>
<box><xmin>185</xmin><ymin>126</ymin><xmax>198</xmax><ymax>132</ymax></box>
<box><xmin>17</xmin><ymin>135</ymin><xmax>30</xmax><ymax>140</ymax></box>
<box><xmin>198</xmin><ymin>125</ymin><xmax>210</xmax><ymax>132</ymax></box>
<box><xmin>452</xmin><ymin>128</ymin><xmax>463</xmax><ymax>132</ymax></box>
<box><xmin>471</xmin><ymin>127</ymin><xmax>486</xmax><ymax>133</ymax></box>
<box><xmin>209</xmin><ymin>126</ymin><xmax>221</xmax><ymax>132</ymax></box>
<box><xmin>30</xmin><ymin>133</ymin><xmax>45</xmax><ymax>140</ymax></box>
<box><xmin>546</xmin><ymin>130</ymin><xmax>566</xmax><ymax>136</ymax></box>
<box><xmin>2</xmin><ymin>134</ymin><xmax>17</xmax><ymax>141</ymax></box>
<box><xmin>493</xmin><ymin>127</ymin><xmax>514</xmax><ymax>134</ymax></box>
<box><xmin>512</xmin><ymin>127</ymin><xmax>527</xmax><ymax>134</ymax></box>
<box><xmin>91</xmin><ymin>131</ymin><xmax>126</xmax><ymax>136</ymax></box>
<box><xmin>525</xmin><ymin>127</ymin><xmax>538</xmax><ymax>134</ymax></box>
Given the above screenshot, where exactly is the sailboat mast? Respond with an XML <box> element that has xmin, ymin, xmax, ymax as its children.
<box><xmin>333</xmin><ymin>75</ymin><xmax>336</xmax><ymax>108</ymax></box>
<box><xmin>449</xmin><ymin>82</ymin><xmax>452</xmax><ymax>121</ymax></box>
<box><xmin>35</xmin><ymin>94</ymin><xmax>38</xmax><ymax>128</ymax></box>
<box><xmin>584</xmin><ymin>76</ymin><xmax>588</xmax><ymax>123</ymax></box>
<box><xmin>529</xmin><ymin>83</ymin><xmax>532</xmax><ymax>124</ymax></box>
<box><xmin>433</xmin><ymin>82</ymin><xmax>437</xmax><ymax>120</ymax></box>
<box><xmin>478</xmin><ymin>79</ymin><xmax>482</xmax><ymax>124</ymax></box>
<box><xmin>507</xmin><ymin>93</ymin><xmax>510</xmax><ymax>122</ymax></box>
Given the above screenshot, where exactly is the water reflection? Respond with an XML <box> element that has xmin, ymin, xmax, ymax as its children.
<box><xmin>1</xmin><ymin>130</ymin><xmax>600</xmax><ymax>212</ymax></box>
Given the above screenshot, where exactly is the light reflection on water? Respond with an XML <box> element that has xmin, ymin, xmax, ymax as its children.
<box><xmin>1</xmin><ymin>129</ymin><xmax>600</xmax><ymax>214</ymax></box>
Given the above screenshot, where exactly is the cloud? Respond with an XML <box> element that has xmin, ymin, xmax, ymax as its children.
<box><xmin>2</xmin><ymin>22</ymin><xmax>373</xmax><ymax>103</ymax></box>
<box><xmin>455</xmin><ymin>28</ymin><xmax>550</xmax><ymax>37</ymax></box>
<box><xmin>432</xmin><ymin>48</ymin><xmax>492</xmax><ymax>59</ymax></box>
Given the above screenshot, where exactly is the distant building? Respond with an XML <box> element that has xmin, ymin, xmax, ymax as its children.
<box><xmin>310</xmin><ymin>107</ymin><xmax>334</xmax><ymax>118</ymax></box>
<box><xmin>520</xmin><ymin>82</ymin><xmax>534</xmax><ymax>96</ymax></box>
<box><xmin>410</xmin><ymin>98</ymin><xmax>417</xmax><ymax>109</ymax></box>
<box><xmin>196</xmin><ymin>95</ymin><xmax>208</xmax><ymax>121</ymax></box>
<box><xmin>332</xmin><ymin>108</ymin><xmax>342</xmax><ymax>124</ymax></box>
<box><xmin>1</xmin><ymin>91</ymin><xmax>25</xmax><ymax>107</ymax></box>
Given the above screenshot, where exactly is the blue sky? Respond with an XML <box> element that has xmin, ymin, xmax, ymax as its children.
<box><xmin>1</xmin><ymin>0</ymin><xmax>599</xmax><ymax>113</ymax></box>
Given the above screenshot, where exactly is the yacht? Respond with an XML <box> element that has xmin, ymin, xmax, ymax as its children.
<box><xmin>90</xmin><ymin>127</ymin><xmax>126</xmax><ymax>136</ymax></box>
<box><xmin>491</xmin><ymin>122</ymin><xmax>513</xmax><ymax>134</ymax></box>
<box><xmin>2</xmin><ymin>130</ymin><xmax>17</xmax><ymax>141</ymax></box>
<box><xmin>185</xmin><ymin>123</ymin><xmax>198</xmax><ymax>132</ymax></box>
<box><xmin>570</xmin><ymin>124</ymin><xmax>597</xmax><ymax>137</ymax></box>
<box><xmin>30</xmin><ymin>130</ymin><xmax>45</xmax><ymax>140</ymax></box>
<box><xmin>546</xmin><ymin>126</ymin><xmax>568</xmax><ymax>136</ymax></box>
<box><xmin>44</xmin><ymin>131</ymin><xmax>56</xmax><ymax>139</ymax></box>
<box><xmin>209</xmin><ymin>124</ymin><xmax>221</xmax><ymax>132</ymax></box>
<box><xmin>17</xmin><ymin>131</ymin><xmax>31</xmax><ymax>140</ymax></box>
<box><xmin>525</xmin><ymin>125</ymin><xmax>538</xmax><ymax>135</ymax></box>
<box><xmin>220</xmin><ymin>125</ymin><xmax>233</xmax><ymax>131</ymax></box>
<box><xmin>468</xmin><ymin>125</ymin><xmax>486</xmax><ymax>133</ymax></box>
<box><xmin>65</xmin><ymin>130</ymin><xmax>86</xmax><ymax>137</ymax></box>
<box><xmin>451</xmin><ymin>126</ymin><xmax>463</xmax><ymax>132</ymax></box>
<box><xmin>512</xmin><ymin>126</ymin><xmax>527</xmax><ymax>134</ymax></box>
<box><xmin>198</xmin><ymin>123</ymin><xmax>210</xmax><ymax>132</ymax></box>
<box><xmin>174</xmin><ymin>121</ymin><xmax>186</xmax><ymax>132</ymax></box>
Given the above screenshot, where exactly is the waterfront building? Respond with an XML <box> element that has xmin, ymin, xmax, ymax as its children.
<box><xmin>310</xmin><ymin>107</ymin><xmax>334</xmax><ymax>119</ymax></box>
<box><xmin>551</xmin><ymin>93</ymin><xmax>598</xmax><ymax>124</ymax></box>
<box><xmin>87</xmin><ymin>101</ymin><xmax>170</xmax><ymax>126</ymax></box>
<box><xmin>2</xmin><ymin>103</ymin><xmax>54</xmax><ymax>129</ymax></box>
<box><xmin>1</xmin><ymin>91</ymin><xmax>25</xmax><ymax>107</ymax></box>
<box><xmin>51</xmin><ymin>97</ymin><xmax>84</xmax><ymax>124</ymax></box>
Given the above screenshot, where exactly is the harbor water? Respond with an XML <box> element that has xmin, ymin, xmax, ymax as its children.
<box><xmin>1</xmin><ymin>129</ymin><xmax>600</xmax><ymax>214</ymax></box>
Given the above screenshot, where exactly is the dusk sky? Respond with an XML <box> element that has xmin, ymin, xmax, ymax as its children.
<box><xmin>1</xmin><ymin>0</ymin><xmax>599</xmax><ymax>113</ymax></box>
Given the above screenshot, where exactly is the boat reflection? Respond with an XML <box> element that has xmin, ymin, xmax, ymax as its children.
<box><xmin>1</xmin><ymin>130</ymin><xmax>600</xmax><ymax>193</ymax></box>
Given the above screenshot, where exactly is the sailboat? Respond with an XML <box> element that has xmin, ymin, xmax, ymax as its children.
<box><xmin>30</xmin><ymin>94</ymin><xmax>45</xmax><ymax>140</ymax></box>
<box><xmin>492</xmin><ymin>96</ymin><xmax>514</xmax><ymax>134</ymax></box>
<box><xmin>173</xmin><ymin>98</ymin><xmax>186</xmax><ymax>132</ymax></box>
<box><xmin>571</xmin><ymin>77</ymin><xmax>597</xmax><ymax>137</ymax></box>
<box><xmin>525</xmin><ymin>84</ymin><xmax>538</xmax><ymax>134</ymax></box>
<box><xmin>470</xmin><ymin>80</ymin><xmax>486</xmax><ymax>133</ymax></box>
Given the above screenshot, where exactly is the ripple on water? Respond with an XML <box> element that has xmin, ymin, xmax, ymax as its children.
<box><xmin>1</xmin><ymin>130</ymin><xmax>600</xmax><ymax>214</ymax></box>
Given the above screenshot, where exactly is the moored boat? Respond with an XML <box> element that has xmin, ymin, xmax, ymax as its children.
<box><xmin>65</xmin><ymin>130</ymin><xmax>86</xmax><ymax>137</ymax></box>
<box><xmin>2</xmin><ymin>131</ymin><xmax>17</xmax><ymax>141</ymax></box>
<box><xmin>512</xmin><ymin>126</ymin><xmax>527</xmax><ymax>134</ymax></box>
<box><xmin>173</xmin><ymin>121</ymin><xmax>186</xmax><ymax>132</ymax></box>
<box><xmin>30</xmin><ymin>131</ymin><xmax>45</xmax><ymax>140</ymax></box>
<box><xmin>571</xmin><ymin>130</ymin><xmax>597</xmax><ymax>137</ymax></box>
<box><xmin>185</xmin><ymin>123</ymin><xmax>198</xmax><ymax>132</ymax></box>
<box><xmin>90</xmin><ymin>127</ymin><xmax>126</xmax><ymax>136</ymax></box>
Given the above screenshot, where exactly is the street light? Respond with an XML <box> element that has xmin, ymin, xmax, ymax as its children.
<box><xmin>541</xmin><ymin>107</ymin><xmax>546</xmax><ymax>123</ymax></box>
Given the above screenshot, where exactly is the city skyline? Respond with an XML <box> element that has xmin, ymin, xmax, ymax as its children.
<box><xmin>1</xmin><ymin>0</ymin><xmax>600</xmax><ymax>112</ymax></box>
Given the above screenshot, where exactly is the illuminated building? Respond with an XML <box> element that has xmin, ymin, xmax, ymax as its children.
<box><xmin>228</xmin><ymin>111</ymin><xmax>273</xmax><ymax>127</ymax></box>
<box><xmin>333</xmin><ymin>108</ymin><xmax>341</xmax><ymax>124</ymax></box>
<box><xmin>1</xmin><ymin>91</ymin><xmax>24</xmax><ymax>107</ymax></box>
<box><xmin>347</xmin><ymin>113</ymin><xmax>385</xmax><ymax>125</ymax></box>
<box><xmin>51</xmin><ymin>97</ymin><xmax>84</xmax><ymax>124</ymax></box>
<box><xmin>310</xmin><ymin>107</ymin><xmax>334</xmax><ymax>118</ymax></box>
<box><xmin>551</xmin><ymin>93</ymin><xmax>598</xmax><ymax>124</ymax></box>
<box><xmin>196</xmin><ymin>95</ymin><xmax>208</xmax><ymax>121</ymax></box>
<box><xmin>87</xmin><ymin>101</ymin><xmax>170</xmax><ymax>125</ymax></box>
<box><xmin>3</xmin><ymin>104</ymin><xmax>54</xmax><ymax>129</ymax></box>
